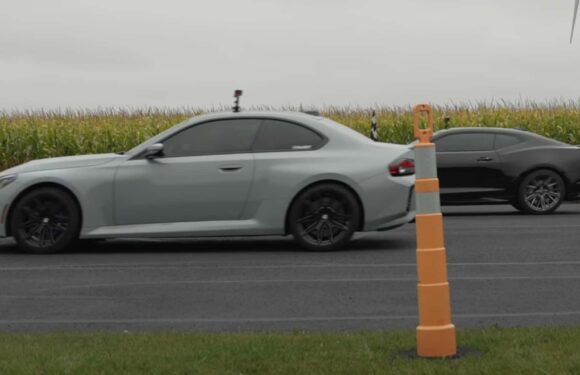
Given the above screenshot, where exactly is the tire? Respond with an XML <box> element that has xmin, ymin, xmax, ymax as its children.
<box><xmin>10</xmin><ymin>187</ymin><xmax>81</xmax><ymax>254</ymax></box>
<box><xmin>288</xmin><ymin>183</ymin><xmax>361</xmax><ymax>251</ymax></box>
<box><xmin>515</xmin><ymin>169</ymin><xmax>565</xmax><ymax>214</ymax></box>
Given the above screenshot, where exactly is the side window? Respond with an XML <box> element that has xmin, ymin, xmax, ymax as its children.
<box><xmin>162</xmin><ymin>119</ymin><xmax>261</xmax><ymax>157</ymax></box>
<box><xmin>435</xmin><ymin>133</ymin><xmax>495</xmax><ymax>152</ymax></box>
<box><xmin>494</xmin><ymin>134</ymin><xmax>521</xmax><ymax>149</ymax></box>
<box><xmin>253</xmin><ymin>119</ymin><xmax>323</xmax><ymax>152</ymax></box>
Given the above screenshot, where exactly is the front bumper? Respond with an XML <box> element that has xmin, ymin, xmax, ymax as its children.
<box><xmin>0</xmin><ymin>202</ymin><xmax>8</xmax><ymax>237</ymax></box>
<box><xmin>0</xmin><ymin>181</ymin><xmax>21</xmax><ymax>238</ymax></box>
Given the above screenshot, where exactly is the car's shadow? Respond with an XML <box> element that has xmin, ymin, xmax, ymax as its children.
<box><xmin>441</xmin><ymin>203</ymin><xmax>580</xmax><ymax>217</ymax></box>
<box><xmin>0</xmin><ymin>235</ymin><xmax>413</xmax><ymax>255</ymax></box>
<box><xmin>442</xmin><ymin>211</ymin><xmax>580</xmax><ymax>217</ymax></box>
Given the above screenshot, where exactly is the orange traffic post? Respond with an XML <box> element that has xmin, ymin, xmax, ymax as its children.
<box><xmin>413</xmin><ymin>104</ymin><xmax>457</xmax><ymax>358</ymax></box>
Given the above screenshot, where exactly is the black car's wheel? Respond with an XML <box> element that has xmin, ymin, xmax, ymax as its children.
<box><xmin>516</xmin><ymin>169</ymin><xmax>565</xmax><ymax>214</ymax></box>
<box><xmin>10</xmin><ymin>187</ymin><xmax>81</xmax><ymax>254</ymax></box>
<box><xmin>288</xmin><ymin>183</ymin><xmax>361</xmax><ymax>251</ymax></box>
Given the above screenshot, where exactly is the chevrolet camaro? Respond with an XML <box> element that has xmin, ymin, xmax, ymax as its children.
<box><xmin>432</xmin><ymin>127</ymin><xmax>580</xmax><ymax>213</ymax></box>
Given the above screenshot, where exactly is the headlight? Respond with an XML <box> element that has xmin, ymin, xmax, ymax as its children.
<box><xmin>0</xmin><ymin>174</ymin><xmax>17</xmax><ymax>189</ymax></box>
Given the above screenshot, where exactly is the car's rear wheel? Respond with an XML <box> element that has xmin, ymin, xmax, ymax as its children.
<box><xmin>516</xmin><ymin>169</ymin><xmax>565</xmax><ymax>214</ymax></box>
<box><xmin>288</xmin><ymin>183</ymin><xmax>361</xmax><ymax>251</ymax></box>
<box><xmin>10</xmin><ymin>187</ymin><xmax>81</xmax><ymax>254</ymax></box>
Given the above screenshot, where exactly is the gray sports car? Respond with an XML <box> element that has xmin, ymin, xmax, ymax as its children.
<box><xmin>0</xmin><ymin>111</ymin><xmax>415</xmax><ymax>253</ymax></box>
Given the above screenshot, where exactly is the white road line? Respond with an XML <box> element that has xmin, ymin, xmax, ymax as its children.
<box><xmin>0</xmin><ymin>311</ymin><xmax>579</xmax><ymax>325</ymax></box>
<box><xmin>0</xmin><ymin>295</ymin><xmax>141</xmax><ymax>300</ymax></box>
<box><xmin>400</xmin><ymin>224</ymin><xmax>580</xmax><ymax>230</ymax></box>
<box><xmin>2</xmin><ymin>260</ymin><xmax>580</xmax><ymax>271</ymax></box>
<box><xmin>47</xmin><ymin>274</ymin><xmax>580</xmax><ymax>290</ymax></box>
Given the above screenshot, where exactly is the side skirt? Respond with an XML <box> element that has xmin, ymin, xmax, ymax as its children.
<box><xmin>81</xmin><ymin>219</ymin><xmax>283</xmax><ymax>239</ymax></box>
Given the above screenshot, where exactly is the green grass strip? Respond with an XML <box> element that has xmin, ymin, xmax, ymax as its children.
<box><xmin>0</xmin><ymin>327</ymin><xmax>579</xmax><ymax>374</ymax></box>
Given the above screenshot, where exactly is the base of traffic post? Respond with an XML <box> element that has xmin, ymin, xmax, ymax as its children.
<box><xmin>396</xmin><ymin>345</ymin><xmax>480</xmax><ymax>361</ymax></box>
<box><xmin>417</xmin><ymin>324</ymin><xmax>457</xmax><ymax>358</ymax></box>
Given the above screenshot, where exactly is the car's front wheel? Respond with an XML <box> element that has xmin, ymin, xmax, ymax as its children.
<box><xmin>516</xmin><ymin>169</ymin><xmax>565</xmax><ymax>214</ymax></box>
<box><xmin>10</xmin><ymin>187</ymin><xmax>81</xmax><ymax>254</ymax></box>
<box><xmin>288</xmin><ymin>183</ymin><xmax>361</xmax><ymax>251</ymax></box>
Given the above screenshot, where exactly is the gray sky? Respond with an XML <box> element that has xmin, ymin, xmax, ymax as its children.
<box><xmin>1</xmin><ymin>0</ymin><xmax>579</xmax><ymax>110</ymax></box>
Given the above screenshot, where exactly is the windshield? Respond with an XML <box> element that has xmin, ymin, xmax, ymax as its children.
<box><xmin>125</xmin><ymin>118</ymin><xmax>193</xmax><ymax>155</ymax></box>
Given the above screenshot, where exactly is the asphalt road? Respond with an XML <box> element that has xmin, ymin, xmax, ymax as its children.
<box><xmin>1</xmin><ymin>203</ymin><xmax>579</xmax><ymax>332</ymax></box>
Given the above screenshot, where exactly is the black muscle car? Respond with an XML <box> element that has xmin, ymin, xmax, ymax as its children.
<box><xmin>430</xmin><ymin>127</ymin><xmax>580</xmax><ymax>214</ymax></box>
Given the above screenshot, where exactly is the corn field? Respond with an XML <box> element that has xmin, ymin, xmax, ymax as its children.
<box><xmin>1</xmin><ymin>102</ymin><xmax>580</xmax><ymax>171</ymax></box>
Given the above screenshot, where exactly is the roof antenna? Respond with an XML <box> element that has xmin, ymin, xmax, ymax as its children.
<box><xmin>233</xmin><ymin>90</ymin><xmax>243</xmax><ymax>112</ymax></box>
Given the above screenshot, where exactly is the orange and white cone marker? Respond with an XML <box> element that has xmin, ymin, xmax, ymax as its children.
<box><xmin>413</xmin><ymin>104</ymin><xmax>457</xmax><ymax>358</ymax></box>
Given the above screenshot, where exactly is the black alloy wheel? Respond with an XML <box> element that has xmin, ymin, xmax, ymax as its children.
<box><xmin>10</xmin><ymin>187</ymin><xmax>81</xmax><ymax>254</ymax></box>
<box><xmin>288</xmin><ymin>183</ymin><xmax>360</xmax><ymax>251</ymax></box>
<box><xmin>516</xmin><ymin>169</ymin><xmax>565</xmax><ymax>214</ymax></box>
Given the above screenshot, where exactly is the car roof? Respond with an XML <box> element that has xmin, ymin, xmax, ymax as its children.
<box><xmin>188</xmin><ymin>111</ymin><xmax>325</xmax><ymax>124</ymax></box>
<box><xmin>433</xmin><ymin>126</ymin><xmax>569</xmax><ymax>146</ymax></box>
<box><xmin>434</xmin><ymin>127</ymin><xmax>528</xmax><ymax>136</ymax></box>
<box><xmin>186</xmin><ymin>110</ymin><xmax>374</xmax><ymax>144</ymax></box>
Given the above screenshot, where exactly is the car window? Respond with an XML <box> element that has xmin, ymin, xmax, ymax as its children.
<box><xmin>435</xmin><ymin>133</ymin><xmax>494</xmax><ymax>152</ymax></box>
<box><xmin>253</xmin><ymin>119</ymin><xmax>323</xmax><ymax>152</ymax></box>
<box><xmin>162</xmin><ymin>119</ymin><xmax>261</xmax><ymax>157</ymax></box>
<box><xmin>494</xmin><ymin>134</ymin><xmax>521</xmax><ymax>149</ymax></box>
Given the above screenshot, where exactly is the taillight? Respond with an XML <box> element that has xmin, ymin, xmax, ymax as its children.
<box><xmin>389</xmin><ymin>158</ymin><xmax>415</xmax><ymax>177</ymax></box>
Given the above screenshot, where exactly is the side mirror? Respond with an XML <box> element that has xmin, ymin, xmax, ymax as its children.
<box><xmin>144</xmin><ymin>143</ymin><xmax>164</xmax><ymax>159</ymax></box>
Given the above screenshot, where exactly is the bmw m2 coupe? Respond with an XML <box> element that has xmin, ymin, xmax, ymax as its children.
<box><xmin>0</xmin><ymin>112</ymin><xmax>415</xmax><ymax>253</ymax></box>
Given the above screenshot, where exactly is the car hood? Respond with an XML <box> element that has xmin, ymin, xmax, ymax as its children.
<box><xmin>1</xmin><ymin>153</ymin><xmax>122</xmax><ymax>175</ymax></box>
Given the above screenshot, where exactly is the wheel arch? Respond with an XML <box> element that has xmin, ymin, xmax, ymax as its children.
<box><xmin>5</xmin><ymin>182</ymin><xmax>83</xmax><ymax>237</ymax></box>
<box><xmin>284</xmin><ymin>179</ymin><xmax>365</xmax><ymax>235</ymax></box>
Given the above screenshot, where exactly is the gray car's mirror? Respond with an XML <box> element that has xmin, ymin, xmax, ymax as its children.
<box><xmin>144</xmin><ymin>143</ymin><xmax>164</xmax><ymax>159</ymax></box>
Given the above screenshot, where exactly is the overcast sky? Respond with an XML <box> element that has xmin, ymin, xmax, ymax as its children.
<box><xmin>1</xmin><ymin>0</ymin><xmax>579</xmax><ymax>110</ymax></box>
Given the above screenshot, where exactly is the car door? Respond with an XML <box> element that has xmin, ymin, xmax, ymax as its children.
<box><xmin>113</xmin><ymin>119</ymin><xmax>261</xmax><ymax>225</ymax></box>
<box><xmin>434</xmin><ymin>132</ymin><xmax>506</xmax><ymax>200</ymax></box>
<box><xmin>245</xmin><ymin>119</ymin><xmax>327</xmax><ymax>228</ymax></box>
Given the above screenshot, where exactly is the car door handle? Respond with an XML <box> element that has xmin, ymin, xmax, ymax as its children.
<box><xmin>476</xmin><ymin>156</ymin><xmax>493</xmax><ymax>162</ymax></box>
<box><xmin>219</xmin><ymin>165</ymin><xmax>242</xmax><ymax>172</ymax></box>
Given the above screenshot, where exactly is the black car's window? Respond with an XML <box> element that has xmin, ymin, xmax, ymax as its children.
<box><xmin>435</xmin><ymin>133</ymin><xmax>495</xmax><ymax>152</ymax></box>
<box><xmin>253</xmin><ymin>119</ymin><xmax>323</xmax><ymax>152</ymax></box>
<box><xmin>162</xmin><ymin>119</ymin><xmax>261</xmax><ymax>157</ymax></box>
<box><xmin>494</xmin><ymin>134</ymin><xmax>521</xmax><ymax>149</ymax></box>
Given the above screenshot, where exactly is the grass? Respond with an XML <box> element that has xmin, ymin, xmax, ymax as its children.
<box><xmin>1</xmin><ymin>101</ymin><xmax>580</xmax><ymax>171</ymax></box>
<box><xmin>0</xmin><ymin>327</ymin><xmax>579</xmax><ymax>374</ymax></box>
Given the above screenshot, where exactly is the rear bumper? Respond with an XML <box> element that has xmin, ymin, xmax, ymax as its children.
<box><xmin>567</xmin><ymin>180</ymin><xmax>580</xmax><ymax>201</ymax></box>
<box><xmin>374</xmin><ymin>209</ymin><xmax>416</xmax><ymax>231</ymax></box>
<box><xmin>361</xmin><ymin>174</ymin><xmax>415</xmax><ymax>231</ymax></box>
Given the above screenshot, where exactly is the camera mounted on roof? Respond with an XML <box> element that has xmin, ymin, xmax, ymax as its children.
<box><xmin>233</xmin><ymin>90</ymin><xmax>243</xmax><ymax>113</ymax></box>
